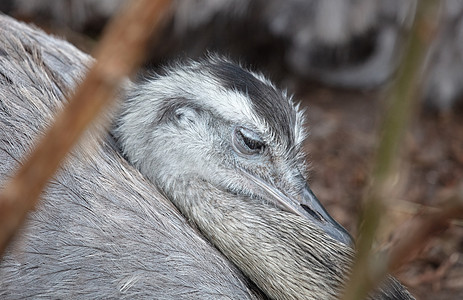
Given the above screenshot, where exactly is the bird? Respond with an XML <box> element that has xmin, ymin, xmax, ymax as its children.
<box><xmin>0</xmin><ymin>14</ymin><xmax>413</xmax><ymax>300</ymax></box>
<box><xmin>113</xmin><ymin>56</ymin><xmax>414</xmax><ymax>300</ymax></box>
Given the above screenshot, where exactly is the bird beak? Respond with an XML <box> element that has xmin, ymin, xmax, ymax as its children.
<box><xmin>239</xmin><ymin>169</ymin><xmax>354</xmax><ymax>247</ymax></box>
<box><xmin>298</xmin><ymin>184</ymin><xmax>354</xmax><ymax>247</ymax></box>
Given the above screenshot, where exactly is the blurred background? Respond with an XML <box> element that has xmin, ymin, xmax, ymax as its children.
<box><xmin>2</xmin><ymin>1</ymin><xmax>462</xmax><ymax>298</ymax></box>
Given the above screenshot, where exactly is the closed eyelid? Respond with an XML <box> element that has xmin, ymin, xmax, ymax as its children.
<box><xmin>232</xmin><ymin>126</ymin><xmax>266</xmax><ymax>155</ymax></box>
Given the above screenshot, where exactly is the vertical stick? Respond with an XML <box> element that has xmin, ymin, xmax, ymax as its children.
<box><xmin>341</xmin><ymin>1</ymin><xmax>438</xmax><ymax>299</ymax></box>
<box><xmin>0</xmin><ymin>0</ymin><xmax>171</xmax><ymax>256</ymax></box>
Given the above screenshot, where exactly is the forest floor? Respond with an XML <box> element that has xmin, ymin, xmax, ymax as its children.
<box><xmin>299</xmin><ymin>85</ymin><xmax>463</xmax><ymax>299</ymax></box>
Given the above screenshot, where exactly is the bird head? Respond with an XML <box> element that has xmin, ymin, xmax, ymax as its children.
<box><xmin>115</xmin><ymin>56</ymin><xmax>352</xmax><ymax>247</ymax></box>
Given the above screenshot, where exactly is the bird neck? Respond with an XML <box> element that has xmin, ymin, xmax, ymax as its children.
<box><xmin>168</xmin><ymin>177</ymin><xmax>352</xmax><ymax>300</ymax></box>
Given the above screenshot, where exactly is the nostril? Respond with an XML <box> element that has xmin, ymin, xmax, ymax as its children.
<box><xmin>300</xmin><ymin>204</ymin><xmax>323</xmax><ymax>222</ymax></box>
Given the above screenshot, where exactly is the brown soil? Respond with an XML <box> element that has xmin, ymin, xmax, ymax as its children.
<box><xmin>299</xmin><ymin>85</ymin><xmax>463</xmax><ymax>300</ymax></box>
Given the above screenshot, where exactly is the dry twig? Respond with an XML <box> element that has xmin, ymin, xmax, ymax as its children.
<box><xmin>341</xmin><ymin>1</ymin><xmax>442</xmax><ymax>299</ymax></box>
<box><xmin>0</xmin><ymin>0</ymin><xmax>171</xmax><ymax>256</ymax></box>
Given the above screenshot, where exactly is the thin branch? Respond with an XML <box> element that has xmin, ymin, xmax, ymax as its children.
<box><xmin>0</xmin><ymin>0</ymin><xmax>171</xmax><ymax>256</ymax></box>
<box><xmin>341</xmin><ymin>1</ymin><xmax>439</xmax><ymax>299</ymax></box>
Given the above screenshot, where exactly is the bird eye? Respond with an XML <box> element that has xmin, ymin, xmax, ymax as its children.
<box><xmin>232</xmin><ymin>126</ymin><xmax>265</xmax><ymax>155</ymax></box>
